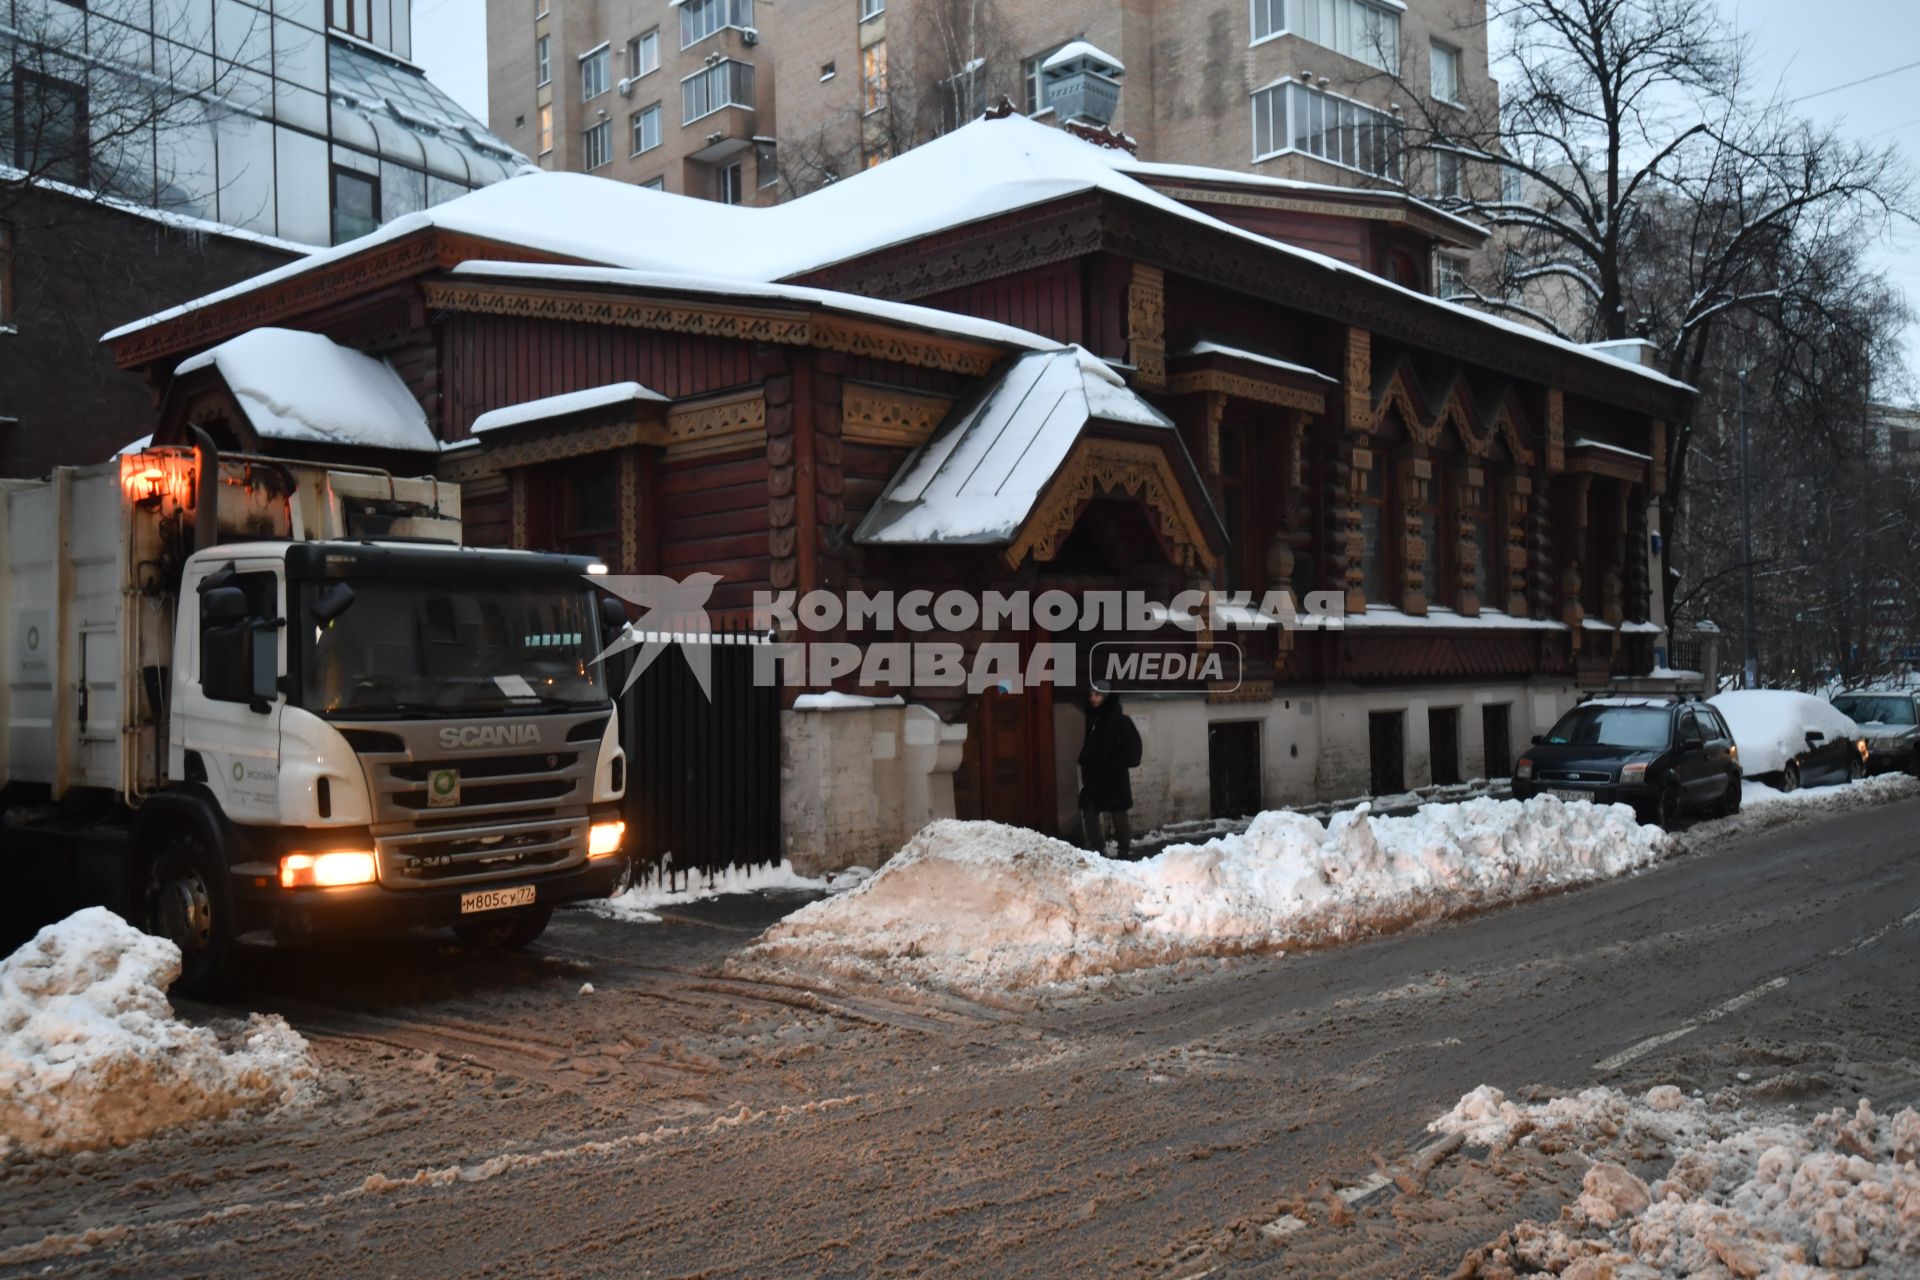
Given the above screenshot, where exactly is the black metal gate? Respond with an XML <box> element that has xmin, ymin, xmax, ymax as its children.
<box><xmin>618</xmin><ymin>629</ymin><xmax>781</xmax><ymax>880</ymax></box>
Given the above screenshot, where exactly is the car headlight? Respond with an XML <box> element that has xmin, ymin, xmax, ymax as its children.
<box><xmin>1515</xmin><ymin>757</ymin><xmax>1533</xmax><ymax>780</ymax></box>
<box><xmin>1620</xmin><ymin>762</ymin><xmax>1649</xmax><ymax>783</ymax></box>
<box><xmin>281</xmin><ymin>850</ymin><xmax>377</xmax><ymax>889</ymax></box>
<box><xmin>588</xmin><ymin>819</ymin><xmax>626</xmax><ymax>858</ymax></box>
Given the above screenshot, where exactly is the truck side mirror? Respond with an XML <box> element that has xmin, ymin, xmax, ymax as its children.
<box><xmin>201</xmin><ymin>621</ymin><xmax>251</xmax><ymax>703</ymax></box>
<box><xmin>202</xmin><ymin>586</ymin><xmax>249</xmax><ymax>622</ymax></box>
<box><xmin>600</xmin><ymin>595</ymin><xmax>629</xmax><ymax>639</ymax></box>
<box><xmin>311</xmin><ymin>581</ymin><xmax>355</xmax><ymax>624</ymax></box>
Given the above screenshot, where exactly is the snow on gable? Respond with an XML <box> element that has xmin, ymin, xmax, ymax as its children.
<box><xmin>856</xmin><ymin>346</ymin><xmax>1174</xmax><ymax>548</ymax></box>
<box><xmin>176</xmin><ymin>328</ymin><xmax>437</xmax><ymax>453</ymax></box>
<box><xmin>471</xmin><ymin>381</ymin><xmax>667</xmax><ymax>435</ymax></box>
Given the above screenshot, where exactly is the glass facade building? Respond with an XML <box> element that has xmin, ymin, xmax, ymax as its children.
<box><xmin>3</xmin><ymin>0</ymin><xmax>529</xmax><ymax>246</ymax></box>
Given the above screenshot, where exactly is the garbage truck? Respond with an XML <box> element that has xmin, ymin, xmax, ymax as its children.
<box><xmin>0</xmin><ymin>434</ymin><xmax>630</xmax><ymax>991</ymax></box>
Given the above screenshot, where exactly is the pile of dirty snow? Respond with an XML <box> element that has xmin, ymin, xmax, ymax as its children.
<box><xmin>1434</xmin><ymin>1084</ymin><xmax>1920</xmax><ymax>1277</ymax></box>
<box><xmin>753</xmin><ymin>796</ymin><xmax>1666</xmax><ymax>990</ymax></box>
<box><xmin>1</xmin><ymin>909</ymin><xmax>319</xmax><ymax>1161</ymax></box>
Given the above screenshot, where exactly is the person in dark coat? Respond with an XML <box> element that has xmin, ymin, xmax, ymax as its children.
<box><xmin>1078</xmin><ymin>681</ymin><xmax>1143</xmax><ymax>859</ymax></box>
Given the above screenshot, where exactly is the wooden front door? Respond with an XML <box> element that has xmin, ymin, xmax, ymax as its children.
<box><xmin>954</xmin><ymin>681</ymin><xmax>1056</xmax><ymax>834</ymax></box>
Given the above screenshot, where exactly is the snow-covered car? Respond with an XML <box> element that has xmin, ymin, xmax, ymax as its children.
<box><xmin>1829</xmin><ymin>690</ymin><xmax>1920</xmax><ymax>775</ymax></box>
<box><xmin>1512</xmin><ymin>696</ymin><xmax>1741</xmax><ymax>829</ymax></box>
<box><xmin>1709</xmin><ymin>690</ymin><xmax>1866</xmax><ymax>792</ymax></box>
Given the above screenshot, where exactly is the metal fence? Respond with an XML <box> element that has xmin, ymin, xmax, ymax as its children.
<box><xmin>617</xmin><ymin>627</ymin><xmax>781</xmax><ymax>879</ymax></box>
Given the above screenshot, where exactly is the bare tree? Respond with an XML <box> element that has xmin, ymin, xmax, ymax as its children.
<box><xmin>778</xmin><ymin>0</ymin><xmax>1020</xmax><ymax>196</ymax></box>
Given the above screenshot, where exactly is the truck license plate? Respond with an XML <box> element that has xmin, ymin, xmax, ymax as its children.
<box><xmin>460</xmin><ymin>885</ymin><xmax>536</xmax><ymax>915</ymax></box>
<box><xmin>1548</xmin><ymin>788</ymin><xmax>1589</xmax><ymax>803</ymax></box>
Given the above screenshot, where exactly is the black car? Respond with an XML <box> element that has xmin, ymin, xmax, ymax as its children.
<box><xmin>1831</xmin><ymin>691</ymin><xmax>1920</xmax><ymax>776</ymax></box>
<box><xmin>1511</xmin><ymin>697</ymin><xmax>1742</xmax><ymax>829</ymax></box>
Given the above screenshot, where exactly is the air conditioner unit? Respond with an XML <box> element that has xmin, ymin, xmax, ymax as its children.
<box><xmin>617</xmin><ymin>77</ymin><xmax>635</xmax><ymax>97</ymax></box>
<box><xmin>741</xmin><ymin>27</ymin><xmax>758</xmax><ymax>45</ymax></box>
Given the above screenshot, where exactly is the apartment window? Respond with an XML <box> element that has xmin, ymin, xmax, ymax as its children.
<box><xmin>583</xmin><ymin>118</ymin><xmax>612</xmax><ymax>170</ymax></box>
<box><xmin>1436</xmin><ymin>254</ymin><xmax>1468</xmax><ymax>299</ymax></box>
<box><xmin>1251</xmin><ymin>0</ymin><xmax>1399</xmax><ymax>71</ymax></box>
<box><xmin>1252</xmin><ymin>0</ymin><xmax>1283</xmax><ymax>41</ymax></box>
<box><xmin>1434</xmin><ymin>147</ymin><xmax>1462</xmax><ymax>200</ymax></box>
<box><xmin>0</xmin><ymin>221</ymin><xmax>15</xmax><ymax>329</ymax></box>
<box><xmin>1501</xmin><ymin>164</ymin><xmax>1526</xmax><ymax>205</ymax></box>
<box><xmin>1466</xmin><ymin>474</ymin><xmax>1493</xmax><ymax>603</ymax></box>
<box><xmin>1430</xmin><ymin>40</ymin><xmax>1462</xmax><ymax>104</ymax></box>
<box><xmin>680</xmin><ymin>0</ymin><xmax>753</xmax><ymax>49</ymax></box>
<box><xmin>536</xmin><ymin>34</ymin><xmax>551</xmax><ymax>87</ymax></box>
<box><xmin>11</xmin><ymin>71</ymin><xmax>90</xmax><ymax>187</ymax></box>
<box><xmin>861</xmin><ymin>0</ymin><xmax>885</xmax><ymax>17</ymax></box>
<box><xmin>1252</xmin><ymin>81</ymin><xmax>1402</xmax><ymax>181</ymax></box>
<box><xmin>820</xmin><ymin>61</ymin><xmax>837</xmax><ymax>82</ymax></box>
<box><xmin>862</xmin><ymin>41</ymin><xmax>888</xmax><ymax>114</ymax></box>
<box><xmin>330</xmin><ymin>167</ymin><xmax>379</xmax><ymax>243</ymax></box>
<box><xmin>538</xmin><ymin>104</ymin><xmax>554</xmax><ymax>154</ymax></box>
<box><xmin>719</xmin><ymin>160</ymin><xmax>744</xmax><ymax>204</ymax></box>
<box><xmin>629</xmin><ymin>29</ymin><xmax>660</xmax><ymax>78</ymax></box>
<box><xmin>641</xmin><ymin>176</ymin><xmax>665</xmax><ymax>190</ymax></box>
<box><xmin>1022</xmin><ymin>50</ymin><xmax>1057</xmax><ymax>115</ymax></box>
<box><xmin>631</xmin><ymin>102</ymin><xmax>661</xmax><ymax>154</ymax></box>
<box><xmin>580</xmin><ymin>44</ymin><xmax>611</xmax><ymax>101</ymax></box>
<box><xmin>681</xmin><ymin>59</ymin><xmax>755</xmax><ymax>123</ymax></box>
<box><xmin>331</xmin><ymin>0</ymin><xmax>372</xmax><ymax>39</ymax></box>
<box><xmin>756</xmin><ymin>138</ymin><xmax>779</xmax><ymax>187</ymax></box>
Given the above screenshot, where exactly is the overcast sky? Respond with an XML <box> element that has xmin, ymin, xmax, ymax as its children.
<box><xmin>412</xmin><ymin>0</ymin><xmax>1920</xmax><ymax>398</ymax></box>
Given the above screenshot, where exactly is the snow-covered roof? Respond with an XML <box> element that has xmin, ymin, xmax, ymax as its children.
<box><xmin>1176</xmin><ymin>340</ymin><xmax>1338</xmax><ymax>383</ymax></box>
<box><xmin>1119</xmin><ymin>158</ymin><xmax>1488</xmax><ymax>243</ymax></box>
<box><xmin>1570</xmin><ymin>437</ymin><xmax>1654</xmax><ymax>463</ymax></box>
<box><xmin>855</xmin><ymin>347</ymin><xmax>1173</xmax><ymax>548</ymax></box>
<box><xmin>471</xmin><ymin>382</ymin><xmax>667</xmax><ymax>435</ymax></box>
<box><xmin>446</xmin><ymin>261</ymin><xmax>1062</xmax><ymax>353</ymax></box>
<box><xmin>177</xmin><ymin>328</ymin><xmax>438</xmax><ymax>452</ymax></box>
<box><xmin>1042</xmin><ymin>41</ymin><xmax>1125</xmax><ymax>74</ymax></box>
<box><xmin>103</xmin><ymin>116</ymin><xmax>1694</xmax><ymax>402</ymax></box>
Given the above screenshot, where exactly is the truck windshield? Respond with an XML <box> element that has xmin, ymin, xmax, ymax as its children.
<box><xmin>1544</xmin><ymin>706</ymin><xmax>1671</xmax><ymax>750</ymax></box>
<box><xmin>299</xmin><ymin>581</ymin><xmax>607</xmax><ymax>717</ymax></box>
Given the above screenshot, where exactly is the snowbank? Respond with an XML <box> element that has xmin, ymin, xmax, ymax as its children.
<box><xmin>588</xmin><ymin>860</ymin><xmax>869</xmax><ymax>923</ymax></box>
<box><xmin>1</xmin><ymin>909</ymin><xmax>318</xmax><ymax>1161</ymax></box>
<box><xmin>1433</xmin><ymin>1084</ymin><xmax>1920</xmax><ymax>1276</ymax></box>
<box><xmin>1740</xmin><ymin>772</ymin><xmax>1920</xmax><ymax>811</ymax></box>
<box><xmin>1710</xmin><ymin>690</ymin><xmax>1862</xmax><ymax>776</ymax></box>
<box><xmin>754</xmin><ymin>797</ymin><xmax>1666</xmax><ymax>991</ymax></box>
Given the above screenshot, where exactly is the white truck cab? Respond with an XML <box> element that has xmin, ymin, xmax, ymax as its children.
<box><xmin>1</xmin><ymin>443</ymin><xmax>630</xmax><ymax>991</ymax></box>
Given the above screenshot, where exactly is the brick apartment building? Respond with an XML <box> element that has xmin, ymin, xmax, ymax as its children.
<box><xmin>487</xmin><ymin>0</ymin><xmax>1501</xmax><ymax>288</ymax></box>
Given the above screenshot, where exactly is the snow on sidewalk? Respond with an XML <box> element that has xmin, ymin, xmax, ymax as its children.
<box><xmin>1432</xmin><ymin>1084</ymin><xmax>1920</xmax><ymax>1276</ymax></box>
<box><xmin>753</xmin><ymin>796</ymin><xmax>1667</xmax><ymax>991</ymax></box>
<box><xmin>1</xmin><ymin>909</ymin><xmax>319</xmax><ymax>1162</ymax></box>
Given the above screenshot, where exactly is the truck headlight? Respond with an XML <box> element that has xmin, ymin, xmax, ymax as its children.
<box><xmin>281</xmin><ymin>851</ymin><xmax>377</xmax><ymax>889</ymax></box>
<box><xmin>1515</xmin><ymin>757</ymin><xmax>1533</xmax><ymax>780</ymax></box>
<box><xmin>1620</xmin><ymin>762</ymin><xmax>1649</xmax><ymax>783</ymax></box>
<box><xmin>588</xmin><ymin>820</ymin><xmax>626</xmax><ymax>858</ymax></box>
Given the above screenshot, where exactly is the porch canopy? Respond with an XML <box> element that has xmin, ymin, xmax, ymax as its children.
<box><xmin>855</xmin><ymin>346</ymin><xmax>1224</xmax><ymax>573</ymax></box>
<box><xmin>169</xmin><ymin>327</ymin><xmax>438</xmax><ymax>454</ymax></box>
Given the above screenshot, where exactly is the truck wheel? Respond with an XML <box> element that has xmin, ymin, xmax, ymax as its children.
<box><xmin>453</xmin><ymin>905</ymin><xmax>552</xmax><ymax>950</ymax></box>
<box><xmin>147</xmin><ymin>833</ymin><xmax>236</xmax><ymax>997</ymax></box>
